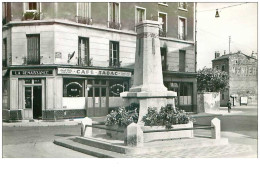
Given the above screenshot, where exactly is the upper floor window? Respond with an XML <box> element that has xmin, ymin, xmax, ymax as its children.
<box><xmin>161</xmin><ymin>47</ymin><xmax>167</xmax><ymax>71</ymax></box>
<box><xmin>178</xmin><ymin>17</ymin><xmax>187</xmax><ymax>40</ymax></box>
<box><xmin>77</xmin><ymin>2</ymin><xmax>92</xmax><ymax>25</ymax></box>
<box><xmin>23</xmin><ymin>2</ymin><xmax>41</xmax><ymax>20</ymax></box>
<box><xmin>158</xmin><ymin>12</ymin><xmax>167</xmax><ymax>37</ymax></box>
<box><xmin>109</xmin><ymin>41</ymin><xmax>120</xmax><ymax>67</ymax></box>
<box><xmin>108</xmin><ymin>2</ymin><xmax>121</xmax><ymax>30</ymax></box>
<box><xmin>29</xmin><ymin>2</ymin><xmax>37</xmax><ymax>10</ymax></box>
<box><xmin>216</xmin><ymin>66</ymin><xmax>219</xmax><ymax>70</ymax></box>
<box><xmin>2</xmin><ymin>2</ymin><xmax>11</xmax><ymax>25</ymax></box>
<box><xmin>222</xmin><ymin>65</ymin><xmax>225</xmax><ymax>71</ymax></box>
<box><xmin>135</xmin><ymin>7</ymin><xmax>146</xmax><ymax>24</ymax></box>
<box><xmin>2</xmin><ymin>38</ymin><xmax>7</xmax><ymax>67</ymax></box>
<box><xmin>178</xmin><ymin>2</ymin><xmax>188</xmax><ymax>11</ymax></box>
<box><xmin>27</xmin><ymin>34</ymin><xmax>40</xmax><ymax>65</ymax></box>
<box><xmin>158</xmin><ymin>2</ymin><xmax>168</xmax><ymax>7</ymax></box>
<box><xmin>179</xmin><ymin>50</ymin><xmax>186</xmax><ymax>72</ymax></box>
<box><xmin>78</xmin><ymin>37</ymin><xmax>90</xmax><ymax>66</ymax></box>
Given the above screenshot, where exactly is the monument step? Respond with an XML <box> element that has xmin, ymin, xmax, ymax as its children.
<box><xmin>56</xmin><ymin>135</ymin><xmax>229</xmax><ymax>155</ymax></box>
<box><xmin>54</xmin><ymin>137</ymin><xmax>126</xmax><ymax>158</ymax></box>
<box><xmin>74</xmin><ymin>136</ymin><xmax>128</xmax><ymax>154</ymax></box>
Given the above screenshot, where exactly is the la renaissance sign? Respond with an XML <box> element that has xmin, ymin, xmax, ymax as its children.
<box><xmin>57</xmin><ymin>68</ymin><xmax>132</xmax><ymax>77</ymax></box>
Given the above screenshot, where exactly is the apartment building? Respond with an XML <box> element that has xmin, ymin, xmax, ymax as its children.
<box><xmin>2</xmin><ymin>2</ymin><xmax>197</xmax><ymax>120</ymax></box>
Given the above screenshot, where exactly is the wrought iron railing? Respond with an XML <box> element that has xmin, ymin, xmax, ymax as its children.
<box><xmin>159</xmin><ymin>29</ymin><xmax>167</xmax><ymax>37</ymax></box>
<box><xmin>178</xmin><ymin>33</ymin><xmax>187</xmax><ymax>40</ymax></box>
<box><xmin>76</xmin><ymin>16</ymin><xmax>92</xmax><ymax>25</ymax></box>
<box><xmin>108</xmin><ymin>21</ymin><xmax>121</xmax><ymax>30</ymax></box>
<box><xmin>109</xmin><ymin>59</ymin><xmax>121</xmax><ymax>68</ymax></box>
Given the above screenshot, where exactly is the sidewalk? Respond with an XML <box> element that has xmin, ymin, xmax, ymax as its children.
<box><xmin>2</xmin><ymin>117</ymin><xmax>105</xmax><ymax>127</ymax></box>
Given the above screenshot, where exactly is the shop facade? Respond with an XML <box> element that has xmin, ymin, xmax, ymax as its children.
<box><xmin>3</xmin><ymin>66</ymin><xmax>132</xmax><ymax>120</ymax></box>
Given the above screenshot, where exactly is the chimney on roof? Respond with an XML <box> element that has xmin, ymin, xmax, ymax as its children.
<box><xmin>238</xmin><ymin>50</ymin><xmax>241</xmax><ymax>54</ymax></box>
<box><xmin>224</xmin><ymin>50</ymin><xmax>226</xmax><ymax>55</ymax></box>
<box><xmin>215</xmin><ymin>51</ymin><xmax>220</xmax><ymax>58</ymax></box>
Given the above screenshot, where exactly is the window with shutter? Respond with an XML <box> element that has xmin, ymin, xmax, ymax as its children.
<box><xmin>27</xmin><ymin>34</ymin><xmax>40</xmax><ymax>65</ymax></box>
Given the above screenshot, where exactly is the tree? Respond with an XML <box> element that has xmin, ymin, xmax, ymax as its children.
<box><xmin>197</xmin><ymin>67</ymin><xmax>229</xmax><ymax>92</ymax></box>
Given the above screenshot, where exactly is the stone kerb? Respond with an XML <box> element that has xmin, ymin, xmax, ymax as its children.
<box><xmin>81</xmin><ymin>117</ymin><xmax>92</xmax><ymax>137</ymax></box>
<box><xmin>211</xmin><ymin>118</ymin><xmax>221</xmax><ymax>139</ymax></box>
<box><xmin>124</xmin><ymin>123</ymin><xmax>144</xmax><ymax>147</ymax></box>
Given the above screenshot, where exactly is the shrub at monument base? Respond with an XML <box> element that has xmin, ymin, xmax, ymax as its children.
<box><xmin>105</xmin><ymin>104</ymin><xmax>194</xmax><ymax>141</ymax></box>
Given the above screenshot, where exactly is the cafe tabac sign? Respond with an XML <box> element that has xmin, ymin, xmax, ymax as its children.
<box><xmin>57</xmin><ymin>68</ymin><xmax>132</xmax><ymax>77</ymax></box>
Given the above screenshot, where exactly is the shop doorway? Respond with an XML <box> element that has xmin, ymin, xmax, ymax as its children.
<box><xmin>33</xmin><ymin>86</ymin><xmax>42</xmax><ymax>119</ymax></box>
<box><xmin>87</xmin><ymin>80</ymin><xmax>108</xmax><ymax>117</ymax></box>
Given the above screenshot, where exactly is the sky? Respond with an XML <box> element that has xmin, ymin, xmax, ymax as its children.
<box><xmin>196</xmin><ymin>2</ymin><xmax>257</xmax><ymax>69</ymax></box>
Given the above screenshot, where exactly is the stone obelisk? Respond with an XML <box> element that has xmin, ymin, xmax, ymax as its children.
<box><xmin>121</xmin><ymin>20</ymin><xmax>176</xmax><ymax>123</ymax></box>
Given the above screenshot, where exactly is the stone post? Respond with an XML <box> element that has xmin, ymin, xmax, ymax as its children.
<box><xmin>211</xmin><ymin>118</ymin><xmax>221</xmax><ymax>139</ymax></box>
<box><xmin>81</xmin><ymin>117</ymin><xmax>92</xmax><ymax>137</ymax></box>
<box><xmin>124</xmin><ymin>123</ymin><xmax>143</xmax><ymax>147</ymax></box>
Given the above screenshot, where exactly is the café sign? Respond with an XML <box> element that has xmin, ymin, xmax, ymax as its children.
<box><xmin>12</xmin><ymin>70</ymin><xmax>53</xmax><ymax>76</ymax></box>
<box><xmin>57</xmin><ymin>68</ymin><xmax>132</xmax><ymax>77</ymax></box>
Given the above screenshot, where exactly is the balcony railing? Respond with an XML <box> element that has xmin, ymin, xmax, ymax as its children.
<box><xmin>108</xmin><ymin>58</ymin><xmax>121</xmax><ymax>68</ymax></box>
<box><xmin>159</xmin><ymin>29</ymin><xmax>167</xmax><ymax>37</ymax></box>
<box><xmin>22</xmin><ymin>10</ymin><xmax>41</xmax><ymax>20</ymax></box>
<box><xmin>178</xmin><ymin>33</ymin><xmax>187</xmax><ymax>40</ymax></box>
<box><xmin>78</xmin><ymin>57</ymin><xmax>93</xmax><ymax>66</ymax></box>
<box><xmin>76</xmin><ymin>16</ymin><xmax>93</xmax><ymax>25</ymax></box>
<box><xmin>108</xmin><ymin>21</ymin><xmax>121</xmax><ymax>30</ymax></box>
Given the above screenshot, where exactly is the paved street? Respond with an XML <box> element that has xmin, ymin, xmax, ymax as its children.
<box><xmin>2</xmin><ymin>125</ymin><xmax>95</xmax><ymax>158</ymax></box>
<box><xmin>193</xmin><ymin>106</ymin><xmax>258</xmax><ymax>139</ymax></box>
<box><xmin>2</xmin><ymin>106</ymin><xmax>258</xmax><ymax>158</ymax></box>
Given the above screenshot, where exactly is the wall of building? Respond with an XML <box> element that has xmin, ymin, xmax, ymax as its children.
<box><xmin>6</xmin><ymin>2</ymin><xmax>194</xmax><ymax>41</ymax></box>
<box><xmin>212</xmin><ymin>53</ymin><xmax>257</xmax><ymax>106</ymax></box>
<box><xmin>197</xmin><ymin>92</ymin><xmax>220</xmax><ymax>113</ymax></box>
<box><xmin>228</xmin><ymin>54</ymin><xmax>258</xmax><ymax>105</ymax></box>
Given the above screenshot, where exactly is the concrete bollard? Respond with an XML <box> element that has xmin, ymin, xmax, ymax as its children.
<box><xmin>211</xmin><ymin>118</ymin><xmax>221</xmax><ymax>139</ymax></box>
<box><xmin>81</xmin><ymin>117</ymin><xmax>92</xmax><ymax>137</ymax></box>
<box><xmin>124</xmin><ymin>123</ymin><xmax>144</xmax><ymax>147</ymax></box>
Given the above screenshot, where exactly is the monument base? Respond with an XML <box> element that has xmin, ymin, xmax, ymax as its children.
<box><xmin>106</xmin><ymin>122</ymin><xmax>194</xmax><ymax>142</ymax></box>
<box><xmin>121</xmin><ymin>91</ymin><xmax>177</xmax><ymax>123</ymax></box>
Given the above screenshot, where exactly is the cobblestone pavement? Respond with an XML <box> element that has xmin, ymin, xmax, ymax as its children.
<box><xmin>125</xmin><ymin>144</ymin><xmax>254</xmax><ymax>158</ymax></box>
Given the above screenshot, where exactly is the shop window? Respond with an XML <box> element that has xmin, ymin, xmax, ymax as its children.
<box><xmin>88</xmin><ymin>87</ymin><xmax>93</xmax><ymax>97</ymax></box>
<box><xmin>2</xmin><ymin>38</ymin><xmax>7</xmax><ymax>67</ymax></box>
<box><xmin>179</xmin><ymin>83</ymin><xmax>192</xmax><ymax>105</ymax></box>
<box><xmin>178</xmin><ymin>17</ymin><xmax>186</xmax><ymax>40</ymax></box>
<box><xmin>109</xmin><ymin>41</ymin><xmax>120</xmax><ymax>67</ymax></box>
<box><xmin>101</xmin><ymin>88</ymin><xmax>106</xmax><ymax>97</ymax></box>
<box><xmin>25</xmin><ymin>79</ymin><xmax>32</xmax><ymax>84</ymax></box>
<box><xmin>95</xmin><ymin>88</ymin><xmax>100</xmax><ymax>97</ymax></box>
<box><xmin>109</xmin><ymin>79</ymin><xmax>129</xmax><ymax>97</ymax></box>
<box><xmin>63</xmin><ymin>79</ymin><xmax>84</xmax><ymax>97</ymax></box>
<box><xmin>158</xmin><ymin>12</ymin><xmax>167</xmax><ymax>37</ymax></box>
<box><xmin>108</xmin><ymin>2</ymin><xmax>121</xmax><ymax>29</ymax></box>
<box><xmin>179</xmin><ymin>50</ymin><xmax>186</xmax><ymax>72</ymax></box>
<box><xmin>34</xmin><ymin>79</ymin><xmax>41</xmax><ymax>84</ymax></box>
<box><xmin>25</xmin><ymin>87</ymin><xmax>32</xmax><ymax>108</ymax></box>
<box><xmin>27</xmin><ymin>34</ymin><xmax>40</xmax><ymax>65</ymax></box>
<box><xmin>77</xmin><ymin>2</ymin><xmax>92</xmax><ymax>25</ymax></box>
<box><xmin>78</xmin><ymin>37</ymin><xmax>90</xmax><ymax>66</ymax></box>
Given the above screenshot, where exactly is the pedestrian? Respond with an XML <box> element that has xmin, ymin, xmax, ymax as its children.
<box><xmin>227</xmin><ymin>100</ymin><xmax>232</xmax><ymax>113</ymax></box>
